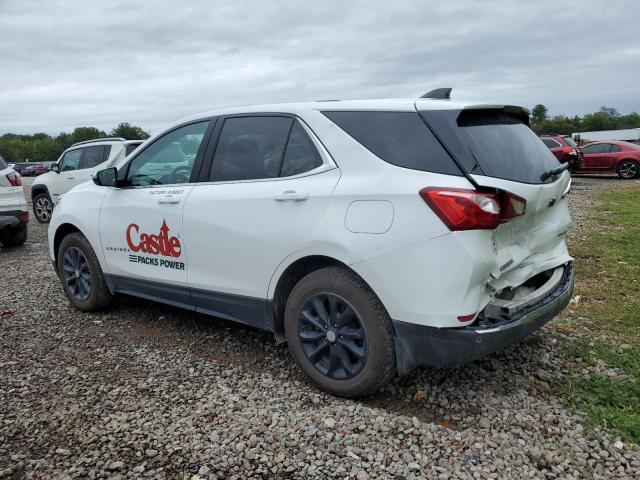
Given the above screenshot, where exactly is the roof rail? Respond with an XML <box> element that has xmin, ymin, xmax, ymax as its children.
<box><xmin>71</xmin><ymin>137</ymin><xmax>125</xmax><ymax>147</ymax></box>
<box><xmin>420</xmin><ymin>88</ymin><xmax>452</xmax><ymax>100</ymax></box>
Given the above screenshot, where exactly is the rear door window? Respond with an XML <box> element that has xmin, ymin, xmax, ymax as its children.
<box><xmin>280</xmin><ymin>120</ymin><xmax>322</xmax><ymax>177</ymax></box>
<box><xmin>81</xmin><ymin>145</ymin><xmax>106</xmax><ymax>169</ymax></box>
<box><xmin>323</xmin><ymin>111</ymin><xmax>460</xmax><ymax>176</ymax></box>
<box><xmin>420</xmin><ymin>109</ymin><xmax>559</xmax><ymax>184</ymax></box>
<box><xmin>210</xmin><ymin>116</ymin><xmax>293</xmax><ymax>181</ymax></box>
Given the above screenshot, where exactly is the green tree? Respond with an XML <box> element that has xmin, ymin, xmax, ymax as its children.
<box><xmin>72</xmin><ymin>127</ymin><xmax>107</xmax><ymax>144</ymax></box>
<box><xmin>110</xmin><ymin>122</ymin><xmax>150</xmax><ymax>140</ymax></box>
<box><xmin>531</xmin><ymin>104</ymin><xmax>549</xmax><ymax>124</ymax></box>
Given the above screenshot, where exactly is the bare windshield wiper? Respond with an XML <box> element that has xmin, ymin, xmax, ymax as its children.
<box><xmin>540</xmin><ymin>163</ymin><xmax>569</xmax><ymax>182</ymax></box>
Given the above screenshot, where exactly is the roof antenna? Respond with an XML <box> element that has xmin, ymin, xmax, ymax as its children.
<box><xmin>420</xmin><ymin>88</ymin><xmax>452</xmax><ymax>100</ymax></box>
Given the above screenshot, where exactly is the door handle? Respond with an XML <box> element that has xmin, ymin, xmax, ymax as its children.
<box><xmin>274</xmin><ymin>190</ymin><xmax>310</xmax><ymax>202</ymax></box>
<box><xmin>157</xmin><ymin>196</ymin><xmax>180</xmax><ymax>205</ymax></box>
<box><xmin>66</xmin><ymin>176</ymin><xmax>74</xmax><ymax>179</ymax></box>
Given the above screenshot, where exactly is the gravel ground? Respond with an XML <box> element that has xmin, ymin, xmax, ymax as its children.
<box><xmin>1</xmin><ymin>175</ymin><xmax>639</xmax><ymax>479</ymax></box>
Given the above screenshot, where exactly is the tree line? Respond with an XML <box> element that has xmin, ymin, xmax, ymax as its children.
<box><xmin>0</xmin><ymin>123</ymin><xmax>150</xmax><ymax>164</ymax></box>
<box><xmin>2</xmin><ymin>106</ymin><xmax>640</xmax><ymax>164</ymax></box>
<box><xmin>530</xmin><ymin>105</ymin><xmax>640</xmax><ymax>136</ymax></box>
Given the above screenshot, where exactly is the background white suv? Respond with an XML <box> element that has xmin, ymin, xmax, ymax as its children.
<box><xmin>48</xmin><ymin>95</ymin><xmax>574</xmax><ymax>397</ymax></box>
<box><xmin>31</xmin><ymin>138</ymin><xmax>143</xmax><ymax>223</ymax></box>
<box><xmin>0</xmin><ymin>154</ymin><xmax>28</xmax><ymax>247</ymax></box>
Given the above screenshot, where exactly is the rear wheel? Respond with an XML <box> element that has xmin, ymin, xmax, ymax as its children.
<box><xmin>284</xmin><ymin>266</ymin><xmax>395</xmax><ymax>397</ymax></box>
<box><xmin>617</xmin><ymin>159</ymin><xmax>639</xmax><ymax>179</ymax></box>
<box><xmin>33</xmin><ymin>193</ymin><xmax>53</xmax><ymax>223</ymax></box>
<box><xmin>58</xmin><ymin>232</ymin><xmax>112</xmax><ymax>311</ymax></box>
<box><xmin>0</xmin><ymin>223</ymin><xmax>27</xmax><ymax>247</ymax></box>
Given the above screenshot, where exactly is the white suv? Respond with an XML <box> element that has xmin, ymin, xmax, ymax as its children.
<box><xmin>31</xmin><ymin>138</ymin><xmax>143</xmax><ymax>223</ymax></box>
<box><xmin>0</xmin><ymin>154</ymin><xmax>29</xmax><ymax>247</ymax></box>
<box><xmin>48</xmin><ymin>94</ymin><xmax>574</xmax><ymax>397</ymax></box>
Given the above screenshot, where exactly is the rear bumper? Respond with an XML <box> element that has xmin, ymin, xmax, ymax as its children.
<box><xmin>0</xmin><ymin>209</ymin><xmax>28</xmax><ymax>230</ymax></box>
<box><xmin>393</xmin><ymin>262</ymin><xmax>574</xmax><ymax>375</ymax></box>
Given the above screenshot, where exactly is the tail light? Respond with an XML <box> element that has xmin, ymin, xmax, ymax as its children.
<box><xmin>561</xmin><ymin>146</ymin><xmax>577</xmax><ymax>156</ymax></box>
<box><xmin>419</xmin><ymin>188</ymin><xmax>526</xmax><ymax>231</ymax></box>
<box><xmin>6</xmin><ymin>172</ymin><xmax>22</xmax><ymax>186</ymax></box>
<box><xmin>19</xmin><ymin>212</ymin><xmax>29</xmax><ymax>223</ymax></box>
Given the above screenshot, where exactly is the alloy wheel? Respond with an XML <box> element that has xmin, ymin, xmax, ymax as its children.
<box><xmin>35</xmin><ymin>197</ymin><xmax>53</xmax><ymax>221</ymax></box>
<box><xmin>298</xmin><ymin>293</ymin><xmax>367</xmax><ymax>380</ymax></box>
<box><xmin>62</xmin><ymin>247</ymin><xmax>92</xmax><ymax>301</ymax></box>
<box><xmin>619</xmin><ymin>161</ymin><xmax>638</xmax><ymax>179</ymax></box>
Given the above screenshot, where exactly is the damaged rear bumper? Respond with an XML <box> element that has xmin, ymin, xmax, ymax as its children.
<box><xmin>393</xmin><ymin>262</ymin><xmax>574</xmax><ymax>375</ymax></box>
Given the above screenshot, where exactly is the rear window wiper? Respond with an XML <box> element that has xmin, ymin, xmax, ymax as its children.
<box><xmin>540</xmin><ymin>163</ymin><xmax>569</xmax><ymax>182</ymax></box>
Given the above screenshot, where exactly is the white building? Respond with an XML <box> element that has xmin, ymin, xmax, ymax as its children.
<box><xmin>572</xmin><ymin>128</ymin><xmax>640</xmax><ymax>142</ymax></box>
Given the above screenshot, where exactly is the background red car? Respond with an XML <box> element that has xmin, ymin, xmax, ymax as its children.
<box><xmin>577</xmin><ymin>141</ymin><xmax>640</xmax><ymax>179</ymax></box>
<box><xmin>539</xmin><ymin>133</ymin><xmax>582</xmax><ymax>171</ymax></box>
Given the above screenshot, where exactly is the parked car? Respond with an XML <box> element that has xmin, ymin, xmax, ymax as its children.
<box><xmin>0</xmin><ymin>154</ymin><xmax>28</xmax><ymax>247</ymax></box>
<box><xmin>12</xmin><ymin>162</ymin><xmax>37</xmax><ymax>176</ymax></box>
<box><xmin>539</xmin><ymin>133</ymin><xmax>582</xmax><ymax>171</ymax></box>
<box><xmin>31</xmin><ymin>138</ymin><xmax>144</xmax><ymax>223</ymax></box>
<box><xmin>48</xmin><ymin>94</ymin><xmax>574</xmax><ymax>397</ymax></box>
<box><xmin>575</xmin><ymin>141</ymin><xmax>640</xmax><ymax>179</ymax></box>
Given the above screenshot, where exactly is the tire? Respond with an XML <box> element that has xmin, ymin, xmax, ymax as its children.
<box><xmin>617</xmin><ymin>159</ymin><xmax>639</xmax><ymax>179</ymax></box>
<box><xmin>33</xmin><ymin>193</ymin><xmax>53</xmax><ymax>223</ymax></box>
<box><xmin>284</xmin><ymin>266</ymin><xmax>395</xmax><ymax>398</ymax></box>
<box><xmin>57</xmin><ymin>232</ymin><xmax>112</xmax><ymax>311</ymax></box>
<box><xmin>0</xmin><ymin>223</ymin><xmax>27</xmax><ymax>247</ymax></box>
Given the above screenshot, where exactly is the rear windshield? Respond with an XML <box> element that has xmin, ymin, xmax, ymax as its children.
<box><xmin>0</xmin><ymin>154</ymin><xmax>6</xmax><ymax>170</ymax></box>
<box><xmin>420</xmin><ymin>109</ymin><xmax>560</xmax><ymax>184</ymax></box>
<box><xmin>563</xmin><ymin>136</ymin><xmax>577</xmax><ymax>147</ymax></box>
<box><xmin>322</xmin><ymin>111</ymin><xmax>461</xmax><ymax>176</ymax></box>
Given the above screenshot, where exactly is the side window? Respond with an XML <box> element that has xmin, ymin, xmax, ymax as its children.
<box><xmin>59</xmin><ymin>149</ymin><xmax>83</xmax><ymax>171</ymax></box>
<box><xmin>81</xmin><ymin>145</ymin><xmax>106</xmax><ymax>169</ymax></box>
<box><xmin>280</xmin><ymin>121</ymin><xmax>323</xmax><ymax>177</ymax></box>
<box><xmin>103</xmin><ymin>145</ymin><xmax>112</xmax><ymax>162</ymax></box>
<box><xmin>583</xmin><ymin>144</ymin><xmax>605</xmax><ymax>154</ymax></box>
<box><xmin>323</xmin><ymin>111</ymin><xmax>460</xmax><ymax>176</ymax></box>
<box><xmin>126</xmin><ymin>121</ymin><xmax>209</xmax><ymax>187</ymax></box>
<box><xmin>609</xmin><ymin>144</ymin><xmax>621</xmax><ymax>153</ymax></box>
<box><xmin>542</xmin><ymin>138</ymin><xmax>560</xmax><ymax>148</ymax></box>
<box><xmin>125</xmin><ymin>143</ymin><xmax>141</xmax><ymax>156</ymax></box>
<box><xmin>210</xmin><ymin>116</ymin><xmax>293</xmax><ymax>181</ymax></box>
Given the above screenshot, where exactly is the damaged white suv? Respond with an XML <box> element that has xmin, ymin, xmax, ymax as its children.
<box><xmin>48</xmin><ymin>91</ymin><xmax>574</xmax><ymax>397</ymax></box>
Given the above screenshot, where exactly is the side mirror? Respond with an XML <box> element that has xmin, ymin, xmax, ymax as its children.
<box><xmin>93</xmin><ymin>167</ymin><xmax>119</xmax><ymax>187</ymax></box>
<box><xmin>50</xmin><ymin>163</ymin><xmax>60</xmax><ymax>173</ymax></box>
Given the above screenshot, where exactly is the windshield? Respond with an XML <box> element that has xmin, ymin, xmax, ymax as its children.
<box><xmin>419</xmin><ymin>109</ymin><xmax>560</xmax><ymax>184</ymax></box>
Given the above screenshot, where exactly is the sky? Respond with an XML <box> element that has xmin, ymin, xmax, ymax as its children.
<box><xmin>1</xmin><ymin>0</ymin><xmax>639</xmax><ymax>135</ymax></box>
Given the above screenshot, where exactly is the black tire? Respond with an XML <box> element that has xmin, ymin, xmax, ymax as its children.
<box><xmin>0</xmin><ymin>223</ymin><xmax>27</xmax><ymax>247</ymax></box>
<box><xmin>617</xmin><ymin>159</ymin><xmax>639</xmax><ymax>179</ymax></box>
<box><xmin>33</xmin><ymin>193</ymin><xmax>53</xmax><ymax>223</ymax></box>
<box><xmin>284</xmin><ymin>266</ymin><xmax>395</xmax><ymax>398</ymax></box>
<box><xmin>57</xmin><ymin>232</ymin><xmax>112</xmax><ymax>311</ymax></box>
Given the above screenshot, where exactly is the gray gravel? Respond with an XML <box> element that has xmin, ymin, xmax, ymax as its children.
<box><xmin>1</xmin><ymin>175</ymin><xmax>639</xmax><ymax>479</ymax></box>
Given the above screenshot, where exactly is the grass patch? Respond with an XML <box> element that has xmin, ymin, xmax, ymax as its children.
<box><xmin>554</xmin><ymin>186</ymin><xmax>640</xmax><ymax>443</ymax></box>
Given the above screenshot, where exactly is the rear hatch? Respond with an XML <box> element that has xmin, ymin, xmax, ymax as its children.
<box><xmin>417</xmin><ymin>104</ymin><xmax>572</xmax><ymax>289</ymax></box>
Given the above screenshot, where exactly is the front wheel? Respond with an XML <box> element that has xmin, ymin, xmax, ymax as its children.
<box><xmin>33</xmin><ymin>193</ymin><xmax>53</xmax><ymax>223</ymax></box>
<box><xmin>58</xmin><ymin>232</ymin><xmax>113</xmax><ymax>311</ymax></box>
<box><xmin>284</xmin><ymin>266</ymin><xmax>396</xmax><ymax>398</ymax></box>
<box><xmin>617</xmin><ymin>159</ymin><xmax>639</xmax><ymax>179</ymax></box>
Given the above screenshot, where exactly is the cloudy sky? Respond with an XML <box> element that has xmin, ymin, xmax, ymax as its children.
<box><xmin>1</xmin><ymin>0</ymin><xmax>639</xmax><ymax>135</ymax></box>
